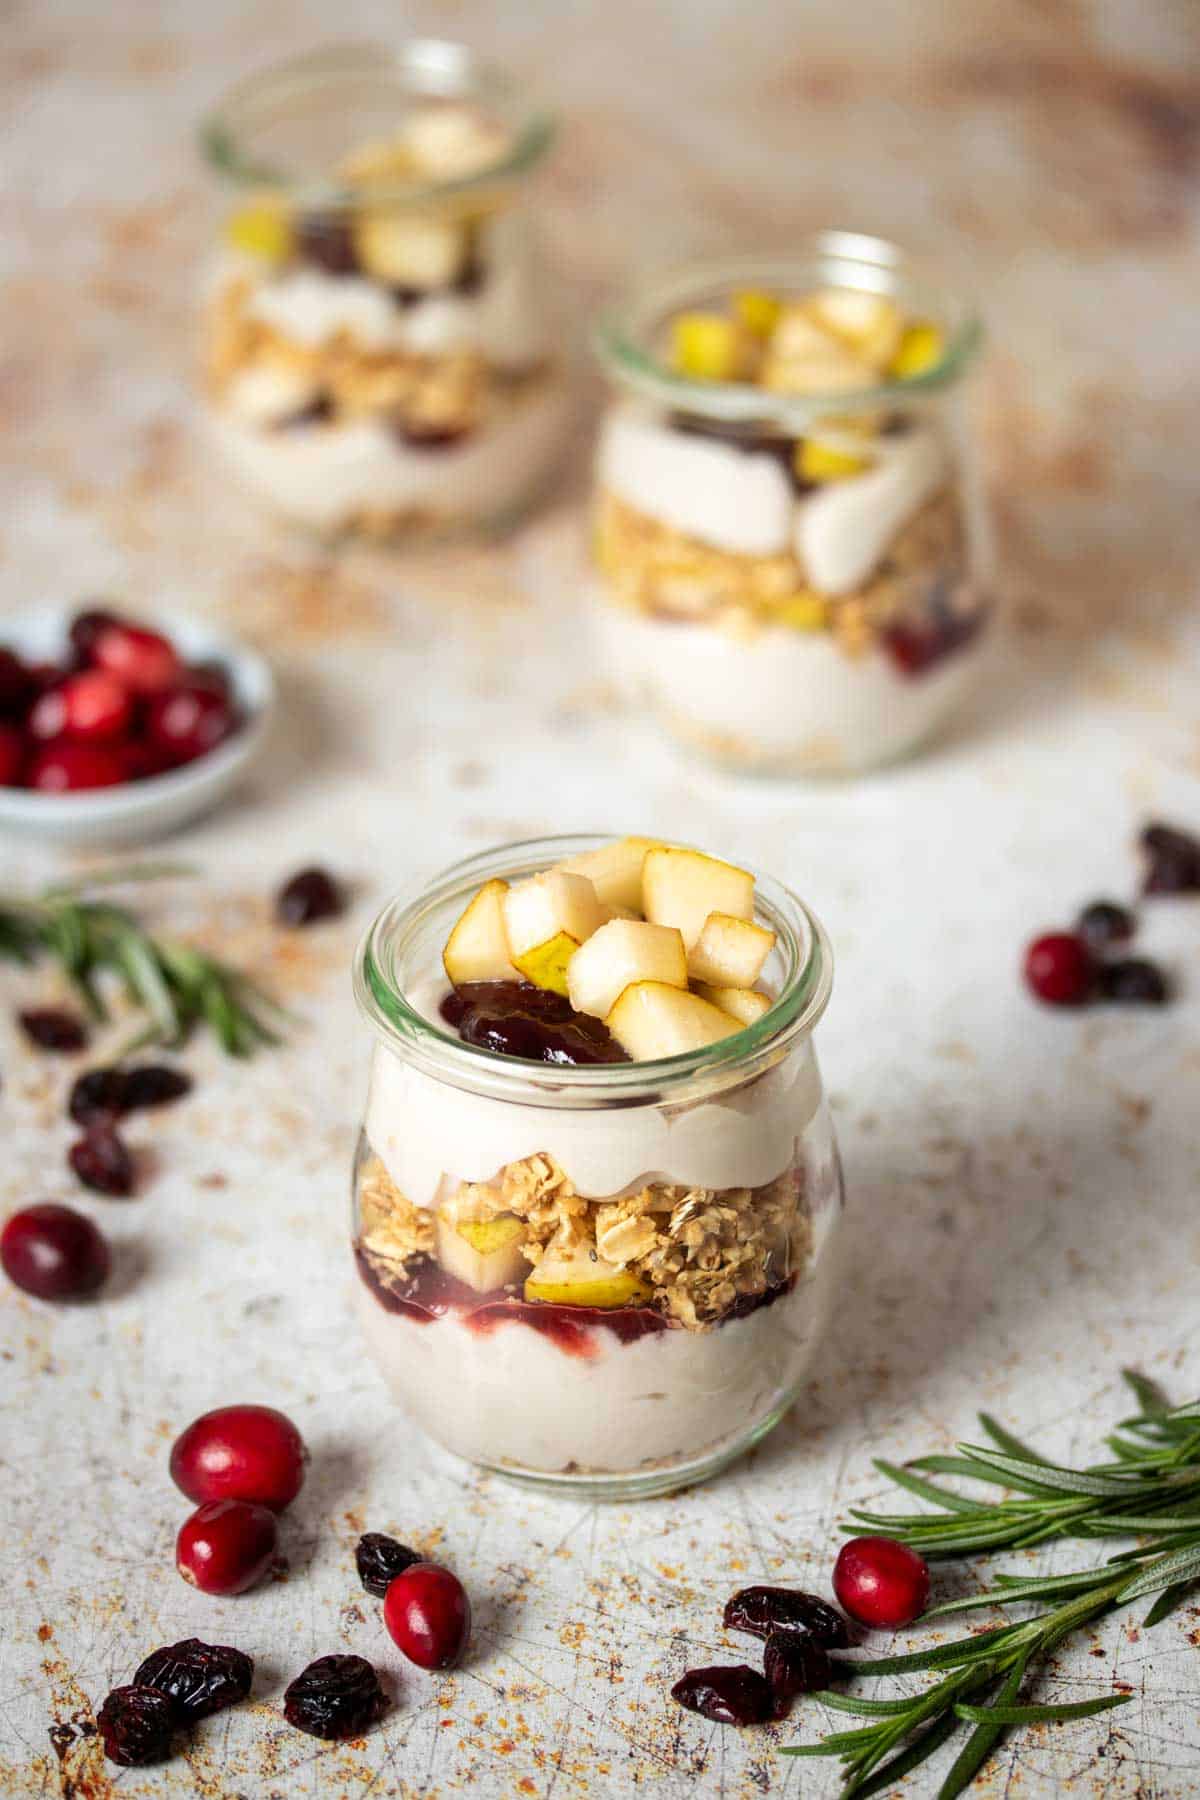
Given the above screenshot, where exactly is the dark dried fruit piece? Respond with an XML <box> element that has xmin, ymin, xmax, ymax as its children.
<box><xmin>296</xmin><ymin>214</ymin><xmax>358</xmax><ymax>276</ymax></box>
<box><xmin>1141</xmin><ymin>821</ymin><xmax>1200</xmax><ymax>896</ymax></box>
<box><xmin>133</xmin><ymin>1639</ymin><xmax>254</xmax><ymax>1724</ymax></box>
<box><xmin>97</xmin><ymin>1684</ymin><xmax>176</xmax><ymax>1766</ymax></box>
<box><xmin>1097</xmin><ymin>958</ymin><xmax>1170</xmax><ymax>1006</ymax></box>
<box><xmin>283</xmin><ymin>1654</ymin><xmax>386</xmax><ymax>1740</ymax></box>
<box><xmin>763</xmin><ymin>1630</ymin><xmax>830</xmax><ymax>1718</ymax></box>
<box><xmin>722</xmin><ymin>1586</ymin><xmax>850</xmax><ymax>1648</ymax></box>
<box><xmin>670</xmin><ymin>1664</ymin><xmax>774</xmax><ymax>1725</ymax></box>
<box><xmin>18</xmin><ymin>1007</ymin><xmax>87</xmax><ymax>1053</ymax></box>
<box><xmin>276</xmin><ymin>866</ymin><xmax>344</xmax><ymax>927</ymax></box>
<box><xmin>1077</xmin><ymin>899</ymin><xmax>1135</xmax><ymax>950</ymax></box>
<box><xmin>69</xmin><ymin>1124</ymin><xmax>135</xmax><ymax>1196</ymax></box>
<box><xmin>68</xmin><ymin>1063</ymin><xmax>193</xmax><ymax>1127</ymax></box>
<box><xmin>356</xmin><ymin>1531</ymin><xmax>420</xmax><ymax>1598</ymax></box>
<box><xmin>1</xmin><ymin>1203</ymin><xmax>109</xmax><ymax>1300</ymax></box>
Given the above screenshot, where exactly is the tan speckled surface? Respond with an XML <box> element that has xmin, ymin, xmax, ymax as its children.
<box><xmin>3</xmin><ymin>1</ymin><xmax>1200</xmax><ymax>1794</ymax></box>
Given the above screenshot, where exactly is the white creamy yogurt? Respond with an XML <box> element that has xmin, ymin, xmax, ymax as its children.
<box><xmin>596</xmin><ymin>594</ymin><xmax>986</xmax><ymax>772</ymax></box>
<box><xmin>248</xmin><ymin>271</ymin><xmax>404</xmax><ymax>350</ymax></box>
<box><xmin>355</xmin><ymin>1249</ymin><xmax>838</xmax><ymax>1475</ymax></box>
<box><xmin>796</xmin><ymin>428</ymin><xmax>947</xmax><ymax>595</ymax></box>
<box><xmin>599</xmin><ymin>409</ymin><xmax>794</xmax><ymax>558</ymax></box>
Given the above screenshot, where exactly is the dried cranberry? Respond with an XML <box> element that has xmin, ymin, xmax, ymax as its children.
<box><xmin>1141</xmin><ymin>822</ymin><xmax>1200</xmax><ymax>896</ymax></box>
<box><xmin>1097</xmin><ymin>958</ymin><xmax>1170</xmax><ymax>1005</ymax></box>
<box><xmin>97</xmin><ymin>1684</ymin><xmax>176</xmax><ymax>1766</ymax></box>
<box><xmin>93</xmin><ymin>622</ymin><xmax>180</xmax><ymax>696</ymax></box>
<box><xmin>763</xmin><ymin>1630</ymin><xmax>830</xmax><ymax>1717</ymax></box>
<box><xmin>0</xmin><ymin>722</ymin><xmax>24</xmax><ymax>785</ymax></box>
<box><xmin>1023</xmin><ymin>932</ymin><xmax>1094</xmax><ymax>1006</ymax></box>
<box><xmin>133</xmin><ymin>1639</ymin><xmax>253</xmax><ymax>1724</ymax></box>
<box><xmin>670</xmin><ymin>1665</ymin><xmax>774</xmax><ymax>1726</ymax></box>
<box><xmin>1</xmin><ymin>1203</ymin><xmax>109</xmax><ymax>1300</ymax></box>
<box><xmin>176</xmin><ymin>1499</ymin><xmax>278</xmax><ymax>1595</ymax></box>
<box><xmin>28</xmin><ymin>739</ymin><xmax>126</xmax><ymax>792</ymax></box>
<box><xmin>147</xmin><ymin>684</ymin><xmax>235</xmax><ymax>765</ymax></box>
<box><xmin>170</xmin><ymin>1403</ymin><xmax>307</xmax><ymax>1510</ymax></box>
<box><xmin>722</xmin><ymin>1586</ymin><xmax>850</xmax><ymax>1648</ymax></box>
<box><xmin>356</xmin><ymin>1532</ymin><xmax>420</xmax><ymax>1598</ymax></box>
<box><xmin>69</xmin><ymin>606</ymin><xmax>122</xmax><ymax>666</ymax></box>
<box><xmin>296</xmin><ymin>214</ymin><xmax>358</xmax><ymax>276</ymax></box>
<box><xmin>394</xmin><ymin>420</ymin><xmax>471</xmax><ymax>451</ymax></box>
<box><xmin>18</xmin><ymin>1007</ymin><xmax>87</xmax><ymax>1052</ymax></box>
<box><xmin>121</xmin><ymin>1063</ymin><xmax>193</xmax><ymax>1111</ymax></box>
<box><xmin>29</xmin><ymin>670</ymin><xmax>133</xmax><ymax>744</ymax></box>
<box><xmin>67</xmin><ymin>1067</ymin><xmax>129</xmax><ymax>1125</ymax></box>
<box><xmin>276</xmin><ymin>866</ymin><xmax>344</xmax><ymax>927</ymax></box>
<box><xmin>883</xmin><ymin>609</ymin><xmax>982</xmax><ymax>677</ymax></box>
<box><xmin>833</xmin><ymin>1537</ymin><xmax>930</xmax><ymax>1630</ymax></box>
<box><xmin>383</xmin><ymin>1562</ymin><xmax>471</xmax><ymax>1669</ymax></box>
<box><xmin>283</xmin><ymin>1655</ymin><xmax>386</xmax><ymax>1740</ymax></box>
<box><xmin>69</xmin><ymin>1124</ymin><xmax>135</xmax><ymax>1196</ymax></box>
<box><xmin>1077</xmin><ymin>899</ymin><xmax>1135</xmax><ymax>949</ymax></box>
<box><xmin>441</xmin><ymin>981</ymin><xmax>628</xmax><ymax>1066</ymax></box>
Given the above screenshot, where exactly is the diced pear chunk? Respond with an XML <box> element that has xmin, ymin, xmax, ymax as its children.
<box><xmin>501</xmin><ymin>870</ymin><xmax>608</xmax><ymax>995</ymax></box>
<box><xmin>567</xmin><ymin>919</ymin><xmax>687</xmax><ymax>1020</ymax></box>
<box><xmin>225</xmin><ymin>200</ymin><xmax>293</xmax><ymax>263</ymax></box>
<box><xmin>694</xmin><ymin>983</ymin><xmax>772</xmax><ymax>1026</ymax></box>
<box><xmin>890</xmin><ymin>321</ymin><xmax>944</xmax><ymax>380</ymax></box>
<box><xmin>796</xmin><ymin>439</ymin><xmax>873</xmax><ymax>483</ymax></box>
<box><xmin>436</xmin><ymin>1211</ymin><xmax>528</xmax><ymax>1293</ymax></box>
<box><xmin>733</xmin><ymin>288</ymin><xmax>781</xmax><ymax>339</ymax></box>
<box><xmin>524</xmin><ymin>1244</ymin><xmax>651</xmax><ymax>1309</ymax></box>
<box><xmin>808</xmin><ymin>289</ymin><xmax>903</xmax><ymax>367</ymax></box>
<box><xmin>559</xmin><ymin>836</ymin><xmax>661</xmax><ymax>913</ymax></box>
<box><xmin>641</xmin><ymin>847</ymin><xmax>755</xmax><ymax>950</ymax></box>
<box><xmin>687</xmin><ymin>913</ymin><xmax>775</xmax><ymax>988</ymax></box>
<box><xmin>511</xmin><ymin>931</ymin><xmax>578</xmax><ymax>997</ymax></box>
<box><xmin>352</xmin><ymin>211</ymin><xmax>466</xmax><ymax>287</ymax></box>
<box><xmin>671</xmin><ymin>312</ymin><xmax>744</xmax><ymax>382</ymax></box>
<box><xmin>606</xmin><ymin>980</ymin><xmax>741</xmax><ymax>1061</ymax></box>
<box><xmin>443</xmin><ymin>878</ymin><xmax>521</xmax><ymax>987</ymax></box>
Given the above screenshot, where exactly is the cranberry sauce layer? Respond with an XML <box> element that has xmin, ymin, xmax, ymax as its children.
<box><xmin>440</xmin><ymin>981</ymin><xmax>629</xmax><ymax>1067</ymax></box>
<box><xmin>356</xmin><ymin>1248</ymin><xmax>794</xmax><ymax>1358</ymax></box>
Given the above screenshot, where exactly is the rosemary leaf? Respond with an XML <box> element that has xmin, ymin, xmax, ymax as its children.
<box><xmin>870</xmin><ymin>1460</ymin><xmax>985</xmax><ymax>1515</ymax></box>
<box><xmin>954</xmin><ymin>1694</ymin><xmax>1131</xmax><ymax>1725</ymax></box>
<box><xmin>977</xmin><ymin>1413</ymin><xmax>1052</xmax><ymax>1465</ymax></box>
<box><xmin>937</xmin><ymin>1656</ymin><xmax>1027</xmax><ymax>1800</ymax></box>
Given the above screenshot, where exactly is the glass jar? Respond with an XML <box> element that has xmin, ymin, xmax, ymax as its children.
<box><xmin>351</xmin><ymin>835</ymin><xmax>844</xmax><ymax>1501</ymax></box>
<box><xmin>590</xmin><ymin>236</ymin><xmax>991</xmax><ymax>774</ymax></box>
<box><xmin>198</xmin><ymin>43</ymin><xmax>570</xmax><ymax>540</ymax></box>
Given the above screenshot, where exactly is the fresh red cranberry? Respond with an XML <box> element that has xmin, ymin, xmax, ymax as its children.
<box><xmin>93</xmin><ymin>622</ymin><xmax>180</xmax><ymax>695</ymax></box>
<box><xmin>18</xmin><ymin>1006</ymin><xmax>88</xmax><ymax>1052</ymax></box>
<box><xmin>146</xmin><ymin>683</ymin><xmax>234</xmax><ymax>764</ymax></box>
<box><xmin>1097</xmin><ymin>958</ymin><xmax>1170</xmax><ymax>1005</ymax></box>
<box><xmin>96</xmin><ymin>1684</ymin><xmax>176</xmax><ymax>1765</ymax></box>
<box><xmin>29</xmin><ymin>670</ymin><xmax>133</xmax><ymax>744</ymax></box>
<box><xmin>169</xmin><ymin>1403</ymin><xmax>308</xmax><ymax>1511</ymax></box>
<box><xmin>176</xmin><ymin>1499</ymin><xmax>278</xmax><ymax>1595</ymax></box>
<box><xmin>0</xmin><ymin>647</ymin><xmax>35</xmax><ymax>715</ymax></box>
<box><xmin>27</xmin><ymin>739</ymin><xmax>126</xmax><ymax>792</ymax></box>
<box><xmin>833</xmin><ymin>1537</ymin><xmax>930</xmax><ymax>1630</ymax></box>
<box><xmin>670</xmin><ymin>1665</ymin><xmax>774</xmax><ymax>1725</ymax></box>
<box><xmin>722</xmin><ymin>1586</ymin><xmax>850</xmax><ymax>1647</ymax></box>
<box><xmin>1023</xmin><ymin>932</ymin><xmax>1094</xmax><ymax>1006</ymax></box>
<box><xmin>383</xmin><ymin>1562</ymin><xmax>471</xmax><ymax>1669</ymax></box>
<box><xmin>1</xmin><ymin>1203</ymin><xmax>110</xmax><ymax>1299</ymax></box>
<box><xmin>183</xmin><ymin>659</ymin><xmax>233</xmax><ymax>701</ymax></box>
<box><xmin>283</xmin><ymin>1655</ymin><xmax>386</xmax><ymax>1739</ymax></box>
<box><xmin>133</xmin><ymin>1638</ymin><xmax>254</xmax><ymax>1723</ymax></box>
<box><xmin>763</xmin><ymin>1630</ymin><xmax>831</xmax><ymax>1717</ymax></box>
<box><xmin>276</xmin><ymin>866</ymin><xmax>344</xmax><ymax>927</ymax></box>
<box><xmin>0</xmin><ymin>722</ymin><xmax>24</xmax><ymax>784</ymax></box>
<box><xmin>69</xmin><ymin>605</ymin><xmax>123</xmax><ymax>667</ymax></box>
<box><xmin>69</xmin><ymin>1123</ymin><xmax>135</xmax><ymax>1196</ymax></box>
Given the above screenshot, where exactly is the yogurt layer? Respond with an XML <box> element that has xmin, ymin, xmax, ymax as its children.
<box><xmin>599</xmin><ymin>409</ymin><xmax>794</xmax><ymax>557</ymax></box>
<box><xmin>797</xmin><ymin>428</ymin><xmax>947</xmax><ymax>595</ymax></box>
<box><xmin>209</xmin><ymin>378</ymin><xmax>570</xmax><ymax>532</ymax></box>
<box><xmin>596</xmin><ymin>596</ymin><xmax>986</xmax><ymax>772</ymax></box>
<box><xmin>355</xmin><ymin>1244</ymin><xmax>839</xmax><ymax>1475</ymax></box>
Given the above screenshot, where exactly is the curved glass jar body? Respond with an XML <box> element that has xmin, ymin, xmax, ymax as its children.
<box><xmin>351</xmin><ymin>836</ymin><xmax>844</xmax><ymax>1500</ymax></box>
<box><xmin>199</xmin><ymin>43</ymin><xmax>570</xmax><ymax>540</ymax></box>
<box><xmin>590</xmin><ymin>236</ymin><xmax>991</xmax><ymax>775</ymax></box>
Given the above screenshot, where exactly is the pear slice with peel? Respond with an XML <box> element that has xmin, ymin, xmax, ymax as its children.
<box><xmin>606</xmin><ymin>980</ymin><xmax>741</xmax><ymax>1061</ymax></box>
<box><xmin>694</xmin><ymin>983</ymin><xmax>772</xmax><ymax>1027</ymax></box>
<box><xmin>444</xmin><ymin>878</ymin><xmax>521</xmax><ymax>987</ymax></box>
<box><xmin>559</xmin><ymin>836</ymin><xmax>662</xmax><ymax>913</ymax></box>
<box><xmin>502</xmin><ymin>870</ymin><xmax>609</xmax><ymax>995</ymax></box>
<box><xmin>567</xmin><ymin>919</ymin><xmax>687</xmax><ymax>1020</ymax></box>
<box><xmin>524</xmin><ymin>1245</ymin><xmax>652</xmax><ymax>1309</ymax></box>
<box><xmin>687</xmin><ymin>913</ymin><xmax>775</xmax><ymax>988</ymax></box>
<box><xmin>436</xmin><ymin>1211</ymin><xmax>527</xmax><ymax>1294</ymax></box>
<box><xmin>642</xmin><ymin>847</ymin><xmax>755</xmax><ymax>950</ymax></box>
<box><xmin>511</xmin><ymin>931</ymin><xmax>579</xmax><ymax>997</ymax></box>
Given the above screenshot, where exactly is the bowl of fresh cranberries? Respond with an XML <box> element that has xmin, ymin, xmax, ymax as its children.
<box><xmin>0</xmin><ymin>604</ymin><xmax>274</xmax><ymax>845</ymax></box>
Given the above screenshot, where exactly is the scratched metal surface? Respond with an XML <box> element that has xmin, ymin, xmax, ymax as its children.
<box><xmin>3</xmin><ymin>1</ymin><xmax>1200</xmax><ymax>1795</ymax></box>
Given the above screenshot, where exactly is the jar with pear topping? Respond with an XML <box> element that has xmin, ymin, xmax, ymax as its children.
<box><xmin>199</xmin><ymin>42</ymin><xmax>570</xmax><ymax>539</ymax></box>
<box><xmin>590</xmin><ymin>235</ymin><xmax>991</xmax><ymax>774</ymax></box>
<box><xmin>351</xmin><ymin>834</ymin><xmax>844</xmax><ymax>1500</ymax></box>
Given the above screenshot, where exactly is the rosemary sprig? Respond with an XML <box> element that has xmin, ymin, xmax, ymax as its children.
<box><xmin>0</xmin><ymin>871</ymin><xmax>288</xmax><ymax>1057</ymax></box>
<box><xmin>783</xmin><ymin>1372</ymin><xmax>1200</xmax><ymax>1798</ymax></box>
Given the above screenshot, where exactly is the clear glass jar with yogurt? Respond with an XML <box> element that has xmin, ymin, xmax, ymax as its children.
<box><xmin>590</xmin><ymin>236</ymin><xmax>991</xmax><ymax>774</ymax></box>
<box><xmin>351</xmin><ymin>836</ymin><xmax>843</xmax><ymax>1501</ymax></box>
<box><xmin>199</xmin><ymin>43</ymin><xmax>570</xmax><ymax>539</ymax></box>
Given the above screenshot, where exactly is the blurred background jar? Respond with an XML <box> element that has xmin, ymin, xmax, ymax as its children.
<box><xmin>198</xmin><ymin>42</ymin><xmax>571</xmax><ymax>541</ymax></box>
<box><xmin>590</xmin><ymin>235</ymin><xmax>991</xmax><ymax>775</ymax></box>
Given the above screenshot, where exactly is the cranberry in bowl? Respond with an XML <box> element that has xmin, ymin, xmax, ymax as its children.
<box><xmin>0</xmin><ymin>606</ymin><xmax>274</xmax><ymax>846</ymax></box>
<box><xmin>352</xmin><ymin>835</ymin><xmax>844</xmax><ymax>1500</ymax></box>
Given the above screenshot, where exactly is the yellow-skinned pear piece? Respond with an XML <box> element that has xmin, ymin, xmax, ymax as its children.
<box><xmin>436</xmin><ymin>1211</ymin><xmax>527</xmax><ymax>1294</ymax></box>
<box><xmin>694</xmin><ymin>983</ymin><xmax>772</xmax><ymax>1026</ymax></box>
<box><xmin>511</xmin><ymin>931</ymin><xmax>578</xmax><ymax>997</ymax></box>
<box><xmin>733</xmin><ymin>288</ymin><xmax>781</xmax><ymax>339</ymax></box>
<box><xmin>809</xmin><ymin>289</ymin><xmax>903</xmax><ymax>367</ymax></box>
<box><xmin>225</xmin><ymin>200</ymin><xmax>293</xmax><ymax>263</ymax></box>
<box><xmin>890</xmin><ymin>321</ymin><xmax>944</xmax><ymax>380</ymax></box>
<box><xmin>796</xmin><ymin>439</ymin><xmax>872</xmax><ymax>483</ymax></box>
<box><xmin>501</xmin><ymin>871</ymin><xmax>608</xmax><ymax>996</ymax></box>
<box><xmin>567</xmin><ymin>919</ymin><xmax>687</xmax><ymax>1020</ymax></box>
<box><xmin>641</xmin><ymin>846</ymin><xmax>754</xmax><ymax>949</ymax></box>
<box><xmin>605</xmin><ymin>980</ymin><xmax>741</xmax><ymax>1061</ymax></box>
<box><xmin>687</xmin><ymin>912</ymin><xmax>775</xmax><ymax>988</ymax></box>
<box><xmin>671</xmin><ymin>312</ymin><xmax>743</xmax><ymax>382</ymax></box>
<box><xmin>524</xmin><ymin>1248</ymin><xmax>652</xmax><ymax>1309</ymax></box>
<box><xmin>778</xmin><ymin>593</ymin><xmax>829</xmax><ymax>632</ymax></box>
<box><xmin>559</xmin><ymin>836</ymin><xmax>661</xmax><ymax>912</ymax></box>
<box><xmin>443</xmin><ymin>878</ymin><xmax>521</xmax><ymax>987</ymax></box>
<box><xmin>352</xmin><ymin>211</ymin><xmax>465</xmax><ymax>287</ymax></box>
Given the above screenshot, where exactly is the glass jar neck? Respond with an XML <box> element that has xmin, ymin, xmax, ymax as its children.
<box><xmin>353</xmin><ymin>836</ymin><xmax>833</xmax><ymax>1112</ymax></box>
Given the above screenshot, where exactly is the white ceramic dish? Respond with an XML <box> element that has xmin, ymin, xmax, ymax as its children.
<box><xmin>0</xmin><ymin>609</ymin><xmax>275</xmax><ymax>847</ymax></box>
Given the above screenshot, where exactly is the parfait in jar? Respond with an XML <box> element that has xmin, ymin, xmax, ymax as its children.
<box><xmin>352</xmin><ymin>835</ymin><xmax>843</xmax><ymax>1499</ymax></box>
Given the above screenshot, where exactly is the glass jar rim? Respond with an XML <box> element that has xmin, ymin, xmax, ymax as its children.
<box><xmin>199</xmin><ymin>40</ymin><xmax>556</xmax><ymax>210</ymax></box>
<box><xmin>353</xmin><ymin>834</ymin><xmax>834</xmax><ymax>1109</ymax></box>
<box><xmin>592</xmin><ymin>234</ymin><xmax>983</xmax><ymax>427</ymax></box>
